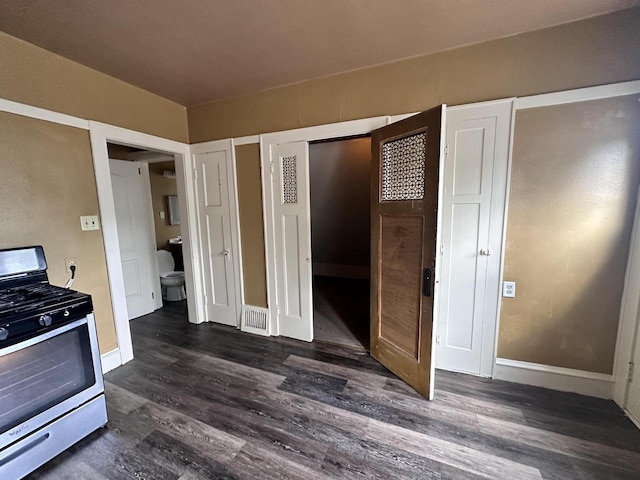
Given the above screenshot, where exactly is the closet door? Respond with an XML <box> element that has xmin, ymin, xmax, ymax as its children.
<box><xmin>271</xmin><ymin>141</ymin><xmax>313</xmax><ymax>341</ymax></box>
<box><xmin>194</xmin><ymin>148</ymin><xmax>237</xmax><ymax>326</ymax></box>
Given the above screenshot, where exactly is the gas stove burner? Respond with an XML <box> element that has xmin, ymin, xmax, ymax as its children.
<box><xmin>0</xmin><ymin>246</ymin><xmax>93</xmax><ymax>345</ymax></box>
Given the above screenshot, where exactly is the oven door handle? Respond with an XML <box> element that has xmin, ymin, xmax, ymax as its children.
<box><xmin>0</xmin><ymin>317</ymin><xmax>88</xmax><ymax>357</ymax></box>
<box><xmin>0</xmin><ymin>433</ymin><xmax>50</xmax><ymax>467</ymax></box>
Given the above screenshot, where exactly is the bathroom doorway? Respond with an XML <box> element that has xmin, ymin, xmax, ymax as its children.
<box><xmin>309</xmin><ymin>135</ymin><xmax>371</xmax><ymax>349</ymax></box>
<box><xmin>107</xmin><ymin>144</ymin><xmax>186</xmax><ymax>318</ymax></box>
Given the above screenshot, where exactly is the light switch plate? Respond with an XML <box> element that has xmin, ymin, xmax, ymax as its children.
<box><xmin>80</xmin><ymin>215</ymin><xmax>100</xmax><ymax>231</ymax></box>
<box><xmin>503</xmin><ymin>281</ymin><xmax>516</xmax><ymax>298</ymax></box>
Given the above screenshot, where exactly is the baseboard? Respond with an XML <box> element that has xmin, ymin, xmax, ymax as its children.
<box><xmin>313</xmin><ymin>262</ymin><xmax>370</xmax><ymax>280</ymax></box>
<box><xmin>625</xmin><ymin>409</ymin><xmax>640</xmax><ymax>430</ymax></box>
<box><xmin>100</xmin><ymin>348</ymin><xmax>122</xmax><ymax>374</ymax></box>
<box><xmin>493</xmin><ymin>358</ymin><xmax>614</xmax><ymax>399</ymax></box>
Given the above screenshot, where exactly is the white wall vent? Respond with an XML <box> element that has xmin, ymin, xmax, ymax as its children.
<box><xmin>240</xmin><ymin>305</ymin><xmax>270</xmax><ymax>336</ymax></box>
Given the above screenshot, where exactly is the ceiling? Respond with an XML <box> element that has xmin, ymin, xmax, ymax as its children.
<box><xmin>1</xmin><ymin>1</ymin><xmax>638</xmax><ymax>106</ymax></box>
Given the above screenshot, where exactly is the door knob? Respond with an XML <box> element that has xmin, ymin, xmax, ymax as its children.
<box><xmin>479</xmin><ymin>248</ymin><xmax>492</xmax><ymax>256</ymax></box>
<box><xmin>222</xmin><ymin>249</ymin><xmax>231</xmax><ymax>261</ymax></box>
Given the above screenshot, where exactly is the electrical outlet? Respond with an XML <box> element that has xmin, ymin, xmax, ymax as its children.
<box><xmin>80</xmin><ymin>215</ymin><xmax>100</xmax><ymax>231</ymax></box>
<box><xmin>159</xmin><ymin>211</ymin><xmax>165</xmax><ymax>220</ymax></box>
<box><xmin>503</xmin><ymin>281</ymin><xmax>516</xmax><ymax>298</ymax></box>
<box><xmin>65</xmin><ymin>257</ymin><xmax>77</xmax><ymax>273</ymax></box>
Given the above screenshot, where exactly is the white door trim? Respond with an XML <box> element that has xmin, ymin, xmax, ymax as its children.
<box><xmin>0</xmin><ymin>98</ymin><xmax>90</xmax><ymax>130</ymax></box>
<box><xmin>515</xmin><ymin>79</ymin><xmax>640</xmax><ymax>110</ymax></box>
<box><xmin>614</xmin><ymin>188</ymin><xmax>640</xmax><ymax>406</ymax></box>
<box><xmin>492</xmin><ymin>99</ymin><xmax>518</xmax><ymax>378</ymax></box>
<box><xmin>260</xmin><ymin>117</ymin><xmax>388</xmax><ymax>336</ymax></box>
<box><xmin>190</xmin><ymin>139</ymin><xmax>243</xmax><ymax>327</ymax></box>
<box><xmin>89</xmin><ymin>121</ymin><xmax>203</xmax><ymax>367</ymax></box>
<box><xmin>230</xmin><ymin>140</ymin><xmax>246</xmax><ymax>306</ymax></box>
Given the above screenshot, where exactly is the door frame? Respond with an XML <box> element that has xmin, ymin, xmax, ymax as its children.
<box><xmin>260</xmin><ymin>117</ymin><xmax>389</xmax><ymax>336</ymax></box>
<box><xmin>90</xmin><ymin>122</ymin><xmax>204</xmax><ymax>367</ymax></box>
<box><xmin>189</xmin><ymin>139</ymin><xmax>243</xmax><ymax>326</ymax></box>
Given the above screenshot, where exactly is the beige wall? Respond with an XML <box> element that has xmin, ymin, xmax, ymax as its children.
<box><xmin>148</xmin><ymin>161</ymin><xmax>182</xmax><ymax>250</ymax></box>
<box><xmin>0</xmin><ymin>32</ymin><xmax>188</xmax><ymax>142</ymax></box>
<box><xmin>0</xmin><ymin>32</ymin><xmax>190</xmax><ymax>354</ymax></box>
<box><xmin>188</xmin><ymin>8</ymin><xmax>640</xmax><ymax>143</ymax></box>
<box><xmin>235</xmin><ymin>144</ymin><xmax>268</xmax><ymax>308</ymax></box>
<box><xmin>499</xmin><ymin>95</ymin><xmax>640</xmax><ymax>374</ymax></box>
<box><xmin>187</xmin><ymin>8</ymin><xmax>640</xmax><ymax>373</ymax></box>
<box><xmin>0</xmin><ymin>112</ymin><xmax>117</xmax><ymax>353</ymax></box>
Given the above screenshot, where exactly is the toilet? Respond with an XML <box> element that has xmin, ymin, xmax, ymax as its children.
<box><xmin>156</xmin><ymin>250</ymin><xmax>186</xmax><ymax>301</ymax></box>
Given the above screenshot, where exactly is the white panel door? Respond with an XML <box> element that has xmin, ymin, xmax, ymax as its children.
<box><xmin>194</xmin><ymin>150</ymin><xmax>237</xmax><ymax>326</ymax></box>
<box><xmin>436</xmin><ymin>101</ymin><xmax>512</xmax><ymax>376</ymax></box>
<box><xmin>272</xmin><ymin>142</ymin><xmax>313</xmax><ymax>341</ymax></box>
<box><xmin>110</xmin><ymin>159</ymin><xmax>157</xmax><ymax>320</ymax></box>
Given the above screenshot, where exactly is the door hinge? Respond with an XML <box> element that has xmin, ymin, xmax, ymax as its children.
<box><xmin>436</xmin><ymin>334</ymin><xmax>441</xmax><ymax>346</ymax></box>
<box><xmin>194</xmin><ymin>168</ymin><xmax>198</xmax><ymax>180</ymax></box>
<box><xmin>276</xmin><ymin>304</ymin><xmax>281</xmax><ymax>318</ymax></box>
<box><xmin>204</xmin><ymin>293</ymin><xmax>208</xmax><ymax>305</ymax></box>
<box><xmin>629</xmin><ymin>362</ymin><xmax>635</xmax><ymax>383</ymax></box>
<box><xmin>151</xmin><ymin>292</ymin><xmax>155</xmax><ymax>300</ymax></box>
<box><xmin>444</xmin><ymin>144</ymin><xmax>449</xmax><ymax>157</ymax></box>
<box><xmin>440</xmin><ymin>243</ymin><xmax>444</xmax><ymax>256</ymax></box>
<box><xmin>138</xmin><ymin>167</ymin><xmax>141</xmax><ymax>174</ymax></box>
<box><xmin>270</xmin><ymin>159</ymin><xmax>275</xmax><ymax>174</ymax></box>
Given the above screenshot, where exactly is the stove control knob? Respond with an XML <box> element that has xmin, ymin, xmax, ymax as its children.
<box><xmin>0</xmin><ymin>328</ymin><xmax>8</xmax><ymax>341</ymax></box>
<box><xmin>39</xmin><ymin>314</ymin><xmax>53</xmax><ymax>327</ymax></box>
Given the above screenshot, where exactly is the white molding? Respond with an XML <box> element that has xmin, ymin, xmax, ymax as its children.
<box><xmin>230</xmin><ymin>139</ymin><xmax>246</xmax><ymax>307</ymax></box>
<box><xmin>90</xmin><ymin>121</ymin><xmax>202</xmax><ymax>365</ymax></box>
<box><xmin>260</xmin><ymin>116</ymin><xmax>388</xmax><ymax>338</ymax></box>
<box><xmin>138</xmin><ymin>162</ymin><xmax>163</xmax><ymax>310</ymax></box>
<box><xmin>625</xmin><ymin>409</ymin><xmax>640</xmax><ymax>430</ymax></box>
<box><xmin>259</xmin><ymin>136</ymin><xmax>278</xmax><ymax>335</ymax></box>
<box><xmin>262</xmin><ymin>116</ymin><xmax>388</xmax><ymax>145</ymax></box>
<box><xmin>494</xmin><ymin>358</ymin><xmax>614</xmax><ymax>399</ymax></box>
<box><xmin>233</xmin><ymin>135</ymin><xmax>260</xmax><ymax>146</ymax></box>
<box><xmin>429</xmin><ymin>104</ymin><xmax>448</xmax><ymax>401</ymax></box>
<box><xmin>491</xmin><ymin>100</ymin><xmax>517</xmax><ymax>378</ymax></box>
<box><xmin>515</xmin><ymin>80</ymin><xmax>640</xmax><ymax>110</ymax></box>
<box><xmin>613</xmin><ymin>188</ymin><xmax>640</xmax><ymax>406</ymax></box>
<box><xmin>0</xmin><ymin>98</ymin><xmax>90</xmax><ymax>130</ymax></box>
<box><xmin>100</xmin><ymin>348</ymin><xmax>122</xmax><ymax>374</ymax></box>
<box><xmin>388</xmin><ymin>113</ymin><xmax>418</xmax><ymax>124</ymax></box>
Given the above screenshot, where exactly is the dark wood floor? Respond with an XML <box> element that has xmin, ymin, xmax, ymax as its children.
<box><xmin>31</xmin><ymin>302</ymin><xmax>640</xmax><ymax>479</ymax></box>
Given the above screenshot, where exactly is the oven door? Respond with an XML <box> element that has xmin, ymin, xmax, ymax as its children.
<box><xmin>0</xmin><ymin>313</ymin><xmax>104</xmax><ymax>450</ymax></box>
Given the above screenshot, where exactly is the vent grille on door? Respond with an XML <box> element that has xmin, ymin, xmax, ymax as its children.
<box><xmin>240</xmin><ymin>305</ymin><xmax>270</xmax><ymax>336</ymax></box>
<box><xmin>381</xmin><ymin>132</ymin><xmax>427</xmax><ymax>201</ymax></box>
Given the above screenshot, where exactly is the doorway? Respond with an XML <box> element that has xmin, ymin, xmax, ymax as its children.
<box><xmin>106</xmin><ymin>144</ymin><xmax>187</xmax><ymax>319</ymax></box>
<box><xmin>309</xmin><ymin>136</ymin><xmax>371</xmax><ymax>350</ymax></box>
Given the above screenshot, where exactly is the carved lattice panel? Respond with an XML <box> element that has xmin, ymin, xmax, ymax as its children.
<box><xmin>381</xmin><ymin>132</ymin><xmax>427</xmax><ymax>201</ymax></box>
<box><xmin>282</xmin><ymin>155</ymin><xmax>297</xmax><ymax>204</ymax></box>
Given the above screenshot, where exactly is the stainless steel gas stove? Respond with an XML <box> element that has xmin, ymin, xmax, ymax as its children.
<box><xmin>0</xmin><ymin>246</ymin><xmax>107</xmax><ymax>479</ymax></box>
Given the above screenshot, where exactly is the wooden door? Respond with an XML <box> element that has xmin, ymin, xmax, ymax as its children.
<box><xmin>194</xmin><ymin>150</ymin><xmax>237</xmax><ymax>326</ymax></box>
<box><xmin>271</xmin><ymin>141</ymin><xmax>313</xmax><ymax>341</ymax></box>
<box><xmin>110</xmin><ymin>159</ymin><xmax>158</xmax><ymax>320</ymax></box>
<box><xmin>370</xmin><ymin>105</ymin><xmax>445</xmax><ymax>400</ymax></box>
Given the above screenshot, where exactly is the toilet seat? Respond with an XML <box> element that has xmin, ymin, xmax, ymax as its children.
<box><xmin>156</xmin><ymin>250</ymin><xmax>186</xmax><ymax>301</ymax></box>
